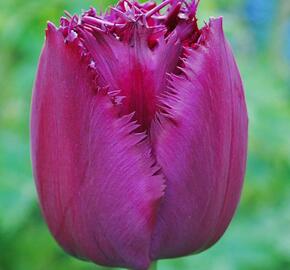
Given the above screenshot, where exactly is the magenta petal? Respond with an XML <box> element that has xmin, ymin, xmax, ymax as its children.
<box><xmin>77</xmin><ymin>25</ymin><xmax>182</xmax><ymax>131</ymax></box>
<box><xmin>150</xmin><ymin>18</ymin><xmax>248</xmax><ymax>259</ymax></box>
<box><xmin>31</xmin><ymin>24</ymin><xmax>164</xmax><ymax>270</ymax></box>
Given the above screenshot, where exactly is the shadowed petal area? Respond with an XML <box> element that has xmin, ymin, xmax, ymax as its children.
<box><xmin>31</xmin><ymin>24</ymin><xmax>164</xmax><ymax>270</ymax></box>
<box><xmin>150</xmin><ymin>18</ymin><xmax>248</xmax><ymax>259</ymax></box>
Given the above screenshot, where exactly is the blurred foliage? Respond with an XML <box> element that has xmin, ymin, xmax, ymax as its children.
<box><xmin>0</xmin><ymin>0</ymin><xmax>290</xmax><ymax>269</ymax></box>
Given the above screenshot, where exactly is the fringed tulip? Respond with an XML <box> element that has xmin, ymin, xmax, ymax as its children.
<box><xmin>31</xmin><ymin>0</ymin><xmax>248</xmax><ymax>269</ymax></box>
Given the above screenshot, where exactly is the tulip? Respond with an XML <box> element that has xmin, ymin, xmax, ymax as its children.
<box><xmin>31</xmin><ymin>0</ymin><xmax>248</xmax><ymax>269</ymax></box>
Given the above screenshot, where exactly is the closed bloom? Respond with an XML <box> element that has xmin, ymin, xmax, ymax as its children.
<box><xmin>31</xmin><ymin>0</ymin><xmax>248</xmax><ymax>269</ymax></box>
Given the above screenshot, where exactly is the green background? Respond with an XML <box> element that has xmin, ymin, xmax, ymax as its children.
<box><xmin>0</xmin><ymin>0</ymin><xmax>290</xmax><ymax>269</ymax></box>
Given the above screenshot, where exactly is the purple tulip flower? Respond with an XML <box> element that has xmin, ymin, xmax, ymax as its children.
<box><xmin>31</xmin><ymin>0</ymin><xmax>248</xmax><ymax>269</ymax></box>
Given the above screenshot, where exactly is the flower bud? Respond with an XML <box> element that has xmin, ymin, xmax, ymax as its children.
<box><xmin>31</xmin><ymin>1</ymin><xmax>248</xmax><ymax>269</ymax></box>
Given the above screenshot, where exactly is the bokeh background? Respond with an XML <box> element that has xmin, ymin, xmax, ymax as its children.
<box><xmin>0</xmin><ymin>0</ymin><xmax>290</xmax><ymax>269</ymax></box>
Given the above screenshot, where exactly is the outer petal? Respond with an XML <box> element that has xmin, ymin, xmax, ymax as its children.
<box><xmin>150</xmin><ymin>18</ymin><xmax>248</xmax><ymax>259</ymax></box>
<box><xmin>31</xmin><ymin>24</ymin><xmax>164</xmax><ymax>270</ymax></box>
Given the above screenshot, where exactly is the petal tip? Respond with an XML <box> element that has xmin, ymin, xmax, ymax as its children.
<box><xmin>45</xmin><ymin>21</ymin><xmax>58</xmax><ymax>39</ymax></box>
<box><xmin>46</xmin><ymin>21</ymin><xmax>57</xmax><ymax>32</ymax></box>
<box><xmin>209</xmin><ymin>16</ymin><xmax>223</xmax><ymax>30</ymax></box>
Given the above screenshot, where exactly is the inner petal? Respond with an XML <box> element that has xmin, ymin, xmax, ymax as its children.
<box><xmin>116</xmin><ymin>54</ymin><xmax>157</xmax><ymax>131</ymax></box>
<box><xmin>60</xmin><ymin>0</ymin><xmax>201</xmax><ymax>132</ymax></box>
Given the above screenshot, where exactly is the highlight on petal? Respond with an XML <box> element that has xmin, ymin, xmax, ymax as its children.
<box><xmin>31</xmin><ymin>24</ymin><xmax>165</xmax><ymax>270</ymax></box>
<box><xmin>150</xmin><ymin>17</ymin><xmax>248</xmax><ymax>259</ymax></box>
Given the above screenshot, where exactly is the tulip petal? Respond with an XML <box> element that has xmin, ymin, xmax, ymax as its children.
<box><xmin>31</xmin><ymin>24</ymin><xmax>164</xmax><ymax>270</ymax></box>
<box><xmin>150</xmin><ymin>18</ymin><xmax>248</xmax><ymax>259</ymax></box>
<box><xmin>76</xmin><ymin>25</ymin><xmax>182</xmax><ymax>131</ymax></box>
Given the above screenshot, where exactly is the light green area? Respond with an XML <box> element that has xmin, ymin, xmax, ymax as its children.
<box><xmin>0</xmin><ymin>0</ymin><xmax>290</xmax><ymax>269</ymax></box>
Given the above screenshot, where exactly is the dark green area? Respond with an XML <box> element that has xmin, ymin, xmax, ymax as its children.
<box><xmin>0</xmin><ymin>0</ymin><xmax>290</xmax><ymax>269</ymax></box>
